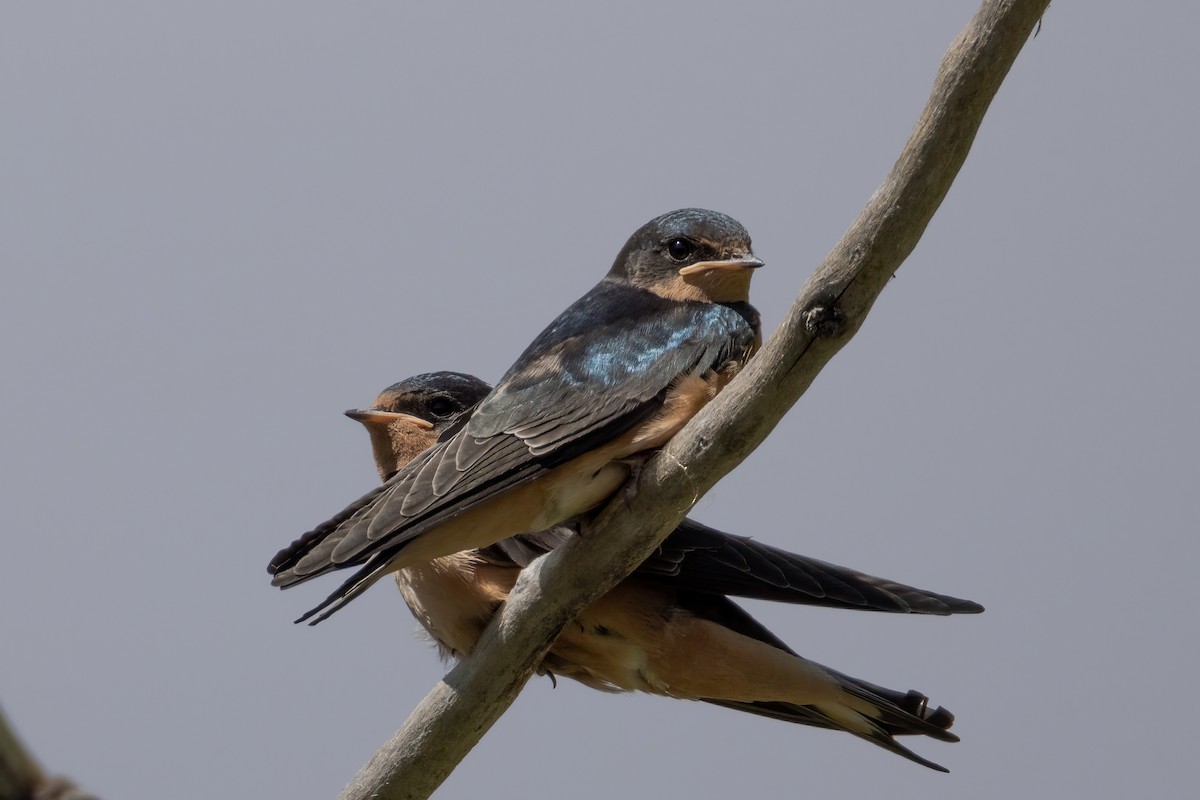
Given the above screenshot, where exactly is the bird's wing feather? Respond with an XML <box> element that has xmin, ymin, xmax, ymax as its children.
<box><xmin>465</xmin><ymin>519</ymin><xmax>983</xmax><ymax>616</ymax></box>
<box><xmin>267</xmin><ymin>482</ymin><xmax>389</xmax><ymax>579</ymax></box>
<box><xmin>464</xmin><ymin>283</ymin><xmax>755</xmax><ymax>456</ymax></box>
<box><xmin>642</xmin><ymin>519</ymin><xmax>985</xmax><ymax>615</ymax></box>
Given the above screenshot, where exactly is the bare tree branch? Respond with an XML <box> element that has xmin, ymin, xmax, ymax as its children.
<box><xmin>338</xmin><ymin>2</ymin><xmax>1051</xmax><ymax>798</ymax></box>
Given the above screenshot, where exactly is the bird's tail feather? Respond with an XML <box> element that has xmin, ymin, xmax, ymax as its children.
<box><xmin>702</xmin><ymin>678</ymin><xmax>958</xmax><ymax>772</ymax></box>
<box><xmin>293</xmin><ymin>553</ymin><xmax>395</xmax><ymax>625</ymax></box>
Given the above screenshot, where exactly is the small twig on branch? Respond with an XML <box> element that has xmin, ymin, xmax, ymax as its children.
<box><xmin>338</xmin><ymin>2</ymin><xmax>1051</xmax><ymax>798</ymax></box>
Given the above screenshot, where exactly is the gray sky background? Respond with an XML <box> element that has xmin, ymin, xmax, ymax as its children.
<box><xmin>2</xmin><ymin>2</ymin><xmax>1196</xmax><ymax>798</ymax></box>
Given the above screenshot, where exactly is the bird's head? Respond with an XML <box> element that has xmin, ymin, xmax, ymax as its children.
<box><xmin>609</xmin><ymin>208</ymin><xmax>763</xmax><ymax>304</ymax></box>
<box><xmin>346</xmin><ymin>371</ymin><xmax>492</xmax><ymax>480</ymax></box>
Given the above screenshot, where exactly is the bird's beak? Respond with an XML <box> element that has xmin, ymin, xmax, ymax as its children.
<box><xmin>344</xmin><ymin>409</ymin><xmax>434</xmax><ymax>429</ymax></box>
<box><xmin>677</xmin><ymin>255</ymin><xmax>765</xmax><ymax>277</ymax></box>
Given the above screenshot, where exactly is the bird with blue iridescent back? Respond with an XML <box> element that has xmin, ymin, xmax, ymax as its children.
<box><xmin>268</xmin><ymin>208</ymin><xmax>764</xmax><ymax>624</ymax></box>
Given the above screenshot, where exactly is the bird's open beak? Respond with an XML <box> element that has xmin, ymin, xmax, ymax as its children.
<box><xmin>344</xmin><ymin>409</ymin><xmax>434</xmax><ymax>429</ymax></box>
<box><xmin>677</xmin><ymin>255</ymin><xmax>765</xmax><ymax>277</ymax></box>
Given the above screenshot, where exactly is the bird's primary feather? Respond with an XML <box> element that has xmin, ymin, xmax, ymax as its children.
<box><xmin>478</xmin><ymin>521</ymin><xmax>983</xmax><ymax>616</ymax></box>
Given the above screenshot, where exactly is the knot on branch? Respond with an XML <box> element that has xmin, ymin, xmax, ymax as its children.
<box><xmin>802</xmin><ymin>302</ymin><xmax>847</xmax><ymax>339</ymax></box>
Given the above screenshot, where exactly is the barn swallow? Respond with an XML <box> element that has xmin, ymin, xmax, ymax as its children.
<box><xmin>343</xmin><ymin>371</ymin><xmax>983</xmax><ymax>772</ymax></box>
<box><xmin>270</xmin><ymin>209</ymin><xmax>764</xmax><ymax>623</ymax></box>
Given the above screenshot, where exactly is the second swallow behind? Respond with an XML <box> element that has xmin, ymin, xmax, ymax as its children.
<box><xmin>341</xmin><ymin>371</ymin><xmax>982</xmax><ymax>771</ymax></box>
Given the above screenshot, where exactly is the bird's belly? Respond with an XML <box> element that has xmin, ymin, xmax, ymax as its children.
<box><xmin>528</xmin><ymin>460</ymin><xmax>631</xmax><ymax>531</ymax></box>
<box><xmin>393</xmin><ymin>554</ymin><xmax>514</xmax><ymax>659</ymax></box>
<box><xmin>543</xmin><ymin>634</ymin><xmax>654</xmax><ymax>693</ymax></box>
<box><xmin>539</xmin><ymin>582</ymin><xmax>676</xmax><ymax>694</ymax></box>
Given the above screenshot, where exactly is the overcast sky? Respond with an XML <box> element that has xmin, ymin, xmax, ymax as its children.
<box><xmin>2</xmin><ymin>2</ymin><xmax>1196</xmax><ymax>798</ymax></box>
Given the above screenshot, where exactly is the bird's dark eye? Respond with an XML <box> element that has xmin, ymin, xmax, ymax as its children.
<box><xmin>667</xmin><ymin>238</ymin><xmax>695</xmax><ymax>262</ymax></box>
<box><xmin>427</xmin><ymin>396</ymin><xmax>456</xmax><ymax>417</ymax></box>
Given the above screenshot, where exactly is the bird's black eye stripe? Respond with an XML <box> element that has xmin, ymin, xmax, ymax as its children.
<box><xmin>427</xmin><ymin>396</ymin><xmax>456</xmax><ymax>417</ymax></box>
<box><xmin>667</xmin><ymin>237</ymin><xmax>695</xmax><ymax>261</ymax></box>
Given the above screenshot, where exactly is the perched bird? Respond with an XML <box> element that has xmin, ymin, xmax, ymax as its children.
<box><xmin>344</xmin><ymin>370</ymin><xmax>983</xmax><ymax>772</ymax></box>
<box><xmin>270</xmin><ymin>208</ymin><xmax>765</xmax><ymax>623</ymax></box>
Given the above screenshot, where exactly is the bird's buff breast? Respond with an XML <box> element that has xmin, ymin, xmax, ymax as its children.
<box><xmin>393</xmin><ymin>554</ymin><xmax>513</xmax><ymax>658</ymax></box>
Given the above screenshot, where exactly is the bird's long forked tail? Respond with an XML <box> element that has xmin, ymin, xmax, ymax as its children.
<box><xmin>705</xmin><ymin>676</ymin><xmax>959</xmax><ymax>772</ymax></box>
<box><xmin>291</xmin><ymin>548</ymin><xmax>400</xmax><ymax>625</ymax></box>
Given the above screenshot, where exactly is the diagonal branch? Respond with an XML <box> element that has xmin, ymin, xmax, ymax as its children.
<box><xmin>338</xmin><ymin>2</ymin><xmax>1051</xmax><ymax>798</ymax></box>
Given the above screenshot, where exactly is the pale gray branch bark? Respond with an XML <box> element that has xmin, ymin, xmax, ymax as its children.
<box><xmin>338</xmin><ymin>2</ymin><xmax>1051</xmax><ymax>798</ymax></box>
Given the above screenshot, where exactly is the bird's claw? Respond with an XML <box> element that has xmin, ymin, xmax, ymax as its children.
<box><xmin>620</xmin><ymin>456</ymin><xmax>648</xmax><ymax>508</ymax></box>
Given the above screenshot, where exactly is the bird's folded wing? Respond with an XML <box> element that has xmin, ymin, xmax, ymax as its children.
<box><xmin>646</xmin><ymin>519</ymin><xmax>985</xmax><ymax>615</ymax></box>
<box><xmin>474</xmin><ymin>519</ymin><xmax>983</xmax><ymax>616</ymax></box>
<box><xmin>267</xmin><ymin>482</ymin><xmax>389</xmax><ymax>576</ymax></box>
